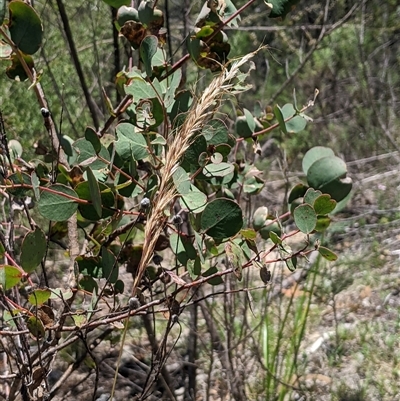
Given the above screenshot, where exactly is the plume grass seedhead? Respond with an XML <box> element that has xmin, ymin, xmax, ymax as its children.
<box><xmin>131</xmin><ymin>49</ymin><xmax>261</xmax><ymax>296</ymax></box>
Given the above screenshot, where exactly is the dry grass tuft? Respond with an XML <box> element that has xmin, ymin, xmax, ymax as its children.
<box><xmin>131</xmin><ymin>51</ymin><xmax>259</xmax><ymax>295</ymax></box>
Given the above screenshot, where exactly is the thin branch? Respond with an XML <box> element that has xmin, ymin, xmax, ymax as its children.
<box><xmin>55</xmin><ymin>0</ymin><xmax>101</xmax><ymax>129</ymax></box>
<box><xmin>269</xmin><ymin>1</ymin><xmax>361</xmax><ymax>104</ymax></box>
<box><xmin>111</xmin><ymin>6</ymin><xmax>122</xmax><ymax>104</ymax></box>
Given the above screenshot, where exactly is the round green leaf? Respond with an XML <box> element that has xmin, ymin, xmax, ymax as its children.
<box><xmin>269</xmin><ymin>230</ymin><xmax>282</xmax><ymax>245</ymax></box>
<box><xmin>240</xmin><ymin>228</ymin><xmax>257</xmax><ymax>240</ymax></box>
<box><xmin>138</xmin><ymin>0</ymin><xmax>154</xmax><ymax>25</ymax></box>
<box><xmin>201</xmin><ymin>198</ymin><xmax>243</xmax><ymax>239</ymax></box>
<box><xmin>281</xmin><ymin>103</ymin><xmax>295</xmax><ymax>119</ymax></box>
<box><xmin>187</xmin><ymin>257</ymin><xmax>202</xmax><ymax>280</ymax></box>
<box><xmin>114</xmin><ymin>279</ymin><xmax>125</xmax><ymax>294</ymax></box>
<box><xmin>203</xmin><ymin>162</ymin><xmax>234</xmax><ymax>178</ymax></box>
<box><xmin>101</xmin><ymin>247</ymin><xmax>118</xmax><ymax>283</ymax></box>
<box><xmin>286</xmin><ymin>115</ymin><xmax>307</xmax><ymax>133</ymax></box>
<box><xmin>302</xmin><ymin>146</ymin><xmax>335</xmax><ymax>175</ymax></box>
<box><xmin>180</xmin><ymin>186</ymin><xmax>207</xmax><ymax>213</ymax></box>
<box><xmin>235</xmin><ymin>115</ymin><xmax>253</xmax><ymax>139</ymax></box>
<box><xmin>86</xmin><ymin>167</ymin><xmax>102</xmax><ymax>218</ymax></box>
<box><xmin>259</xmin><ymin>221</ymin><xmax>282</xmax><ymax>240</ymax></box>
<box><xmin>243</xmin><ymin>173</ymin><xmax>264</xmax><ymax>195</ymax></box>
<box><xmin>273</xmin><ymin>104</ymin><xmax>287</xmax><ymax>134</ymax></box>
<box><xmin>307</xmin><ymin>156</ymin><xmax>347</xmax><ymax>188</ymax></box>
<box><xmin>173</xmin><ymin>166</ymin><xmax>191</xmax><ymax>194</ymax></box>
<box><xmin>313</xmin><ymin>195</ymin><xmax>336</xmax><ymax>215</ymax></box>
<box><xmin>73</xmin><ymin>138</ymin><xmax>109</xmax><ymax>170</ymax></box>
<box><xmin>9</xmin><ymin>1</ymin><xmax>43</xmax><ymax>55</ymax></box>
<box><xmin>170</xmin><ymin>233</ymin><xmax>197</xmax><ymax>266</ymax></box>
<box><xmin>202</xmin><ymin>265</ymin><xmax>223</xmax><ymax>285</ymax></box>
<box><xmin>116</xmin><ymin>6</ymin><xmax>139</xmax><ymax>27</ymax></box>
<box><xmin>79</xmin><ymin>276</ymin><xmax>98</xmax><ymax>293</ymax></box>
<box><xmin>244</xmin><ymin>108</ymin><xmax>256</xmax><ymax>132</ymax></box>
<box><xmin>6</xmin><ymin>53</ymin><xmax>34</xmax><ymax>81</ymax></box>
<box><xmin>307</xmin><ymin>155</ymin><xmax>352</xmax><ymax>201</ymax></box>
<box><xmin>115</xmin><ymin>122</ymin><xmax>150</xmax><ymax>161</ymax></box>
<box><xmin>140</xmin><ymin>35</ymin><xmax>158</xmax><ymax>77</ymax></box>
<box><xmin>288</xmin><ymin>183</ymin><xmax>308</xmax><ymax>204</ymax></box>
<box><xmin>315</xmin><ymin>216</ymin><xmax>331</xmax><ymax>232</ymax></box>
<box><xmin>7</xmin><ymin>172</ymin><xmax>31</xmax><ymax>197</ymax></box>
<box><xmin>293</xmin><ymin>204</ymin><xmax>317</xmax><ymax>234</ymax></box>
<box><xmin>27</xmin><ymin>316</ymin><xmax>45</xmax><ymax>339</ymax></box>
<box><xmin>84</xmin><ymin>127</ymin><xmax>101</xmax><ymax>154</ymax></box>
<box><xmin>8</xmin><ymin>139</ymin><xmax>23</xmax><ymax>160</ymax></box>
<box><xmin>304</xmin><ymin>188</ymin><xmax>322</xmax><ymax>206</ymax></box>
<box><xmin>125</xmin><ymin>77</ymin><xmax>158</xmax><ymax>102</ymax></box>
<box><xmin>317</xmin><ymin>177</ymin><xmax>353</xmax><ymax>203</ymax></box>
<box><xmin>72</xmin><ymin>313</ymin><xmax>87</xmax><ymax>328</ymax></box>
<box><xmin>252</xmin><ymin>206</ymin><xmax>269</xmax><ymax>231</ymax></box>
<box><xmin>202</xmin><ymin>119</ymin><xmax>228</xmax><ymax>145</ymax></box>
<box><xmin>182</xmin><ymin>135</ymin><xmax>207</xmax><ymax>170</ymax></box>
<box><xmin>75</xmin><ymin>181</ymin><xmax>115</xmax><ymax>221</ymax></box>
<box><xmin>28</xmin><ymin>289</ymin><xmax>51</xmax><ymax>307</ymax></box>
<box><xmin>196</xmin><ymin>25</ymin><xmax>214</xmax><ymax>38</ymax></box>
<box><xmin>318</xmin><ymin>246</ymin><xmax>338</xmax><ymax>261</ymax></box>
<box><xmin>20</xmin><ymin>227</ymin><xmax>47</xmax><ymax>273</ymax></box>
<box><xmin>38</xmin><ymin>184</ymin><xmax>79</xmax><ymax>221</ymax></box>
<box><xmin>281</xmin><ymin>103</ymin><xmax>307</xmax><ymax>133</ymax></box>
<box><xmin>285</xmin><ymin>255</ymin><xmax>297</xmax><ymax>272</ymax></box>
<box><xmin>31</xmin><ymin>171</ymin><xmax>40</xmax><ymax>201</ymax></box>
<box><xmin>0</xmin><ymin>265</ymin><xmax>23</xmax><ymax>290</ymax></box>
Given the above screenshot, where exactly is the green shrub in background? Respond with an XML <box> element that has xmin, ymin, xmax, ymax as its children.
<box><xmin>0</xmin><ymin>1</ymin><xmax>353</xmax><ymax>399</ymax></box>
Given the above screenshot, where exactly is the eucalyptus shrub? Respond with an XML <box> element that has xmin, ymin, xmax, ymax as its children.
<box><xmin>0</xmin><ymin>0</ymin><xmax>352</xmax><ymax>399</ymax></box>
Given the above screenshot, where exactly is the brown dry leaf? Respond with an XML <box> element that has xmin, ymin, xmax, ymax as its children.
<box><xmin>120</xmin><ymin>21</ymin><xmax>146</xmax><ymax>49</ymax></box>
<box><xmin>37</xmin><ymin>305</ymin><xmax>55</xmax><ymax>328</ymax></box>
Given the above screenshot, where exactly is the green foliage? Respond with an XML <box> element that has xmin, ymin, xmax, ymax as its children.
<box><xmin>267</xmin><ymin>0</ymin><xmax>301</xmax><ymax>19</ymax></box>
<box><xmin>102</xmin><ymin>0</ymin><xmax>130</xmax><ymax>8</ymax></box>
<box><xmin>0</xmin><ymin>0</ymin><xmax>5</xmax><ymax>26</ymax></box>
<box><xmin>20</xmin><ymin>227</ymin><xmax>47</xmax><ymax>273</ymax></box>
<box><xmin>8</xmin><ymin>1</ymin><xmax>43</xmax><ymax>55</ymax></box>
<box><xmin>0</xmin><ymin>0</ymin><xmax>358</xmax><ymax>399</ymax></box>
<box><xmin>37</xmin><ymin>184</ymin><xmax>79</xmax><ymax>221</ymax></box>
<box><xmin>0</xmin><ymin>265</ymin><xmax>23</xmax><ymax>290</ymax></box>
<box><xmin>200</xmin><ymin>198</ymin><xmax>243</xmax><ymax>239</ymax></box>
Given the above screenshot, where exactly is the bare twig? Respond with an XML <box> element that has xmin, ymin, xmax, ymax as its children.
<box><xmin>54</xmin><ymin>0</ymin><xmax>102</xmax><ymax>129</ymax></box>
<box><xmin>269</xmin><ymin>1</ymin><xmax>361</xmax><ymax>104</ymax></box>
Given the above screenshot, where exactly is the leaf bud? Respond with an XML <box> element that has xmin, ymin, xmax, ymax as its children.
<box><xmin>41</xmin><ymin>108</ymin><xmax>50</xmax><ymax>118</ymax></box>
<box><xmin>260</xmin><ymin>266</ymin><xmax>271</xmax><ymax>283</ymax></box>
<box><xmin>140</xmin><ymin>197</ymin><xmax>150</xmax><ymax>210</ymax></box>
<box><xmin>128</xmin><ymin>297</ymin><xmax>141</xmax><ymax>310</ymax></box>
<box><xmin>152</xmin><ymin>253</ymin><xmax>163</xmax><ymax>265</ymax></box>
<box><xmin>172</xmin><ymin>215</ymin><xmax>183</xmax><ymax>226</ymax></box>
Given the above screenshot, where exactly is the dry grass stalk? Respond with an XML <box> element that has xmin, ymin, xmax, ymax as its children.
<box><xmin>131</xmin><ymin>51</ymin><xmax>259</xmax><ymax>296</ymax></box>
